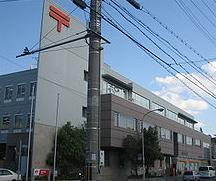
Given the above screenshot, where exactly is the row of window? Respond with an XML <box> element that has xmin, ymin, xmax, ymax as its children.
<box><xmin>0</xmin><ymin>82</ymin><xmax>36</xmax><ymax>103</ymax></box>
<box><xmin>113</xmin><ymin>112</ymin><xmax>209</xmax><ymax>147</ymax></box>
<box><xmin>102</xmin><ymin>79</ymin><xmax>195</xmax><ymax>130</ymax></box>
<box><xmin>0</xmin><ymin>114</ymin><xmax>34</xmax><ymax>130</ymax></box>
<box><xmin>177</xmin><ymin>133</ymin><xmax>209</xmax><ymax>148</ymax></box>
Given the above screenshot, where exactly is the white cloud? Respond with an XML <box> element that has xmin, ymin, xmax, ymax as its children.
<box><xmin>153</xmin><ymin>90</ymin><xmax>208</xmax><ymax>115</ymax></box>
<box><xmin>153</xmin><ymin>61</ymin><xmax>216</xmax><ymax>115</ymax></box>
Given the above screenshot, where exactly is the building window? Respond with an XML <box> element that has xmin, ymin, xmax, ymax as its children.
<box><xmin>178</xmin><ymin>117</ymin><xmax>185</xmax><ymax>125</ymax></box>
<box><xmin>185</xmin><ymin>121</ymin><xmax>193</xmax><ymax>129</ymax></box>
<box><xmin>160</xmin><ymin>128</ymin><xmax>171</xmax><ymax>140</ymax></box>
<box><xmin>102</xmin><ymin>80</ymin><xmax>128</xmax><ymax>99</ymax></box>
<box><xmin>1</xmin><ymin>116</ymin><xmax>10</xmax><ymax>129</ymax></box>
<box><xmin>132</xmin><ymin>92</ymin><xmax>150</xmax><ymax>109</ymax></box>
<box><xmin>82</xmin><ymin>106</ymin><xmax>87</xmax><ymax>118</ymax></box>
<box><xmin>143</xmin><ymin>121</ymin><xmax>154</xmax><ymax>130</ymax></box>
<box><xmin>16</xmin><ymin>84</ymin><xmax>25</xmax><ymax>99</ymax></box>
<box><xmin>114</xmin><ymin>112</ymin><xmax>119</xmax><ymax>127</ymax></box>
<box><xmin>186</xmin><ymin>136</ymin><xmax>193</xmax><ymax>145</ymax></box>
<box><xmin>14</xmin><ymin>114</ymin><xmax>23</xmax><ymax>129</ymax></box>
<box><xmin>104</xmin><ymin>150</ymin><xmax>109</xmax><ymax>167</ymax></box>
<box><xmin>119</xmin><ymin>114</ymin><xmax>127</xmax><ymax>128</ymax></box>
<box><xmin>195</xmin><ymin>139</ymin><xmax>201</xmax><ymax>146</ymax></box>
<box><xmin>178</xmin><ymin>133</ymin><xmax>183</xmax><ymax>143</ymax></box>
<box><xmin>0</xmin><ymin>143</ymin><xmax>6</xmax><ymax>160</ymax></box>
<box><xmin>29</xmin><ymin>82</ymin><xmax>36</xmax><ymax>96</ymax></box>
<box><xmin>167</xmin><ymin>110</ymin><xmax>178</xmax><ymax>122</ymax></box>
<box><xmin>84</xmin><ymin>70</ymin><xmax>88</xmax><ymax>81</ymax></box>
<box><xmin>114</xmin><ymin>112</ymin><xmax>137</xmax><ymax>131</ymax></box>
<box><xmin>203</xmin><ymin>142</ymin><xmax>210</xmax><ymax>148</ymax></box>
<box><xmin>151</xmin><ymin>102</ymin><xmax>165</xmax><ymax>116</ymax></box>
<box><xmin>27</xmin><ymin>113</ymin><xmax>34</xmax><ymax>128</ymax></box>
<box><xmin>4</xmin><ymin>86</ymin><xmax>13</xmax><ymax>101</ymax></box>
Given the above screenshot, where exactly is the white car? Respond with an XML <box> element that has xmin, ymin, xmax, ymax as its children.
<box><xmin>0</xmin><ymin>168</ymin><xmax>21</xmax><ymax>181</ymax></box>
<box><xmin>198</xmin><ymin>166</ymin><xmax>215</xmax><ymax>178</ymax></box>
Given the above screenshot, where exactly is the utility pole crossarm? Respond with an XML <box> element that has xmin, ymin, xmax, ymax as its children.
<box><xmin>16</xmin><ymin>34</ymin><xmax>88</xmax><ymax>58</ymax></box>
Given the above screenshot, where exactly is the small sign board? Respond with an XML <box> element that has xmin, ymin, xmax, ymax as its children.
<box><xmin>34</xmin><ymin>169</ymin><xmax>50</xmax><ymax>176</ymax></box>
<box><xmin>100</xmin><ymin>150</ymin><xmax>104</xmax><ymax>167</ymax></box>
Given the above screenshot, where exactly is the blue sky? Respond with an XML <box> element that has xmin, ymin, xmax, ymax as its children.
<box><xmin>1</xmin><ymin>0</ymin><xmax>216</xmax><ymax>135</ymax></box>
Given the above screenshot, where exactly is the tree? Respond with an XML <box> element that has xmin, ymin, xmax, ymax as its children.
<box><xmin>122</xmin><ymin>135</ymin><xmax>141</xmax><ymax>176</ymax></box>
<box><xmin>144</xmin><ymin>127</ymin><xmax>162</xmax><ymax>174</ymax></box>
<box><xmin>122</xmin><ymin>127</ymin><xmax>162</xmax><ymax>177</ymax></box>
<box><xmin>46</xmin><ymin>122</ymin><xmax>85</xmax><ymax>179</ymax></box>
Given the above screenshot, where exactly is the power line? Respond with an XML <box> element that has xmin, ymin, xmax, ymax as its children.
<box><xmin>30</xmin><ymin>6</ymin><xmax>78</xmax><ymax>51</ymax></box>
<box><xmin>104</xmin><ymin>0</ymin><xmax>216</xmax><ymax>98</ymax></box>
<box><xmin>189</xmin><ymin>0</ymin><xmax>216</xmax><ymax>29</ymax></box>
<box><xmin>0</xmin><ymin>55</ymin><xmax>28</xmax><ymax>69</ymax></box>
<box><xmin>200</xmin><ymin>0</ymin><xmax>216</xmax><ymax>21</ymax></box>
<box><xmin>108</xmin><ymin>0</ymin><xmax>216</xmax><ymax>88</ymax></box>
<box><xmin>39</xmin><ymin>30</ymin><xmax>87</xmax><ymax>50</ymax></box>
<box><xmin>82</xmin><ymin>1</ymin><xmax>216</xmax><ymax>109</ymax></box>
<box><xmin>175</xmin><ymin>0</ymin><xmax>216</xmax><ymax>46</ymax></box>
<box><xmin>0</xmin><ymin>0</ymin><xmax>31</xmax><ymax>2</ymax></box>
<box><xmin>141</xmin><ymin>5</ymin><xmax>216</xmax><ymax>73</ymax></box>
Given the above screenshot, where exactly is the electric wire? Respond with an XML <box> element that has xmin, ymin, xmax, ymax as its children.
<box><xmin>30</xmin><ymin>6</ymin><xmax>78</xmax><ymax>51</ymax></box>
<box><xmin>108</xmin><ymin>0</ymin><xmax>216</xmax><ymax>87</ymax></box>
<box><xmin>0</xmin><ymin>55</ymin><xmax>28</xmax><ymax>69</ymax></box>
<box><xmin>189</xmin><ymin>0</ymin><xmax>216</xmax><ymax>29</ymax></box>
<box><xmin>141</xmin><ymin>6</ymin><xmax>216</xmax><ymax>73</ymax></box>
<box><xmin>0</xmin><ymin>0</ymin><xmax>31</xmax><ymax>2</ymax></box>
<box><xmin>0</xmin><ymin>54</ymin><xmax>87</xmax><ymax>99</ymax></box>
<box><xmin>82</xmin><ymin>2</ymin><xmax>216</xmax><ymax>109</ymax></box>
<box><xmin>42</xmin><ymin>36</ymin><xmax>88</xmax><ymax>62</ymax></box>
<box><xmin>104</xmin><ymin>0</ymin><xmax>216</xmax><ymax>97</ymax></box>
<box><xmin>38</xmin><ymin>30</ymin><xmax>87</xmax><ymax>50</ymax></box>
<box><xmin>200</xmin><ymin>0</ymin><xmax>216</xmax><ymax>21</ymax></box>
<box><xmin>174</xmin><ymin>0</ymin><xmax>216</xmax><ymax>47</ymax></box>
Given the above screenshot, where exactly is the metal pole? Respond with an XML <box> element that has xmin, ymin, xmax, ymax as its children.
<box><xmin>18</xmin><ymin>139</ymin><xmax>22</xmax><ymax>181</ymax></box>
<box><xmin>87</xmin><ymin>0</ymin><xmax>102</xmax><ymax>180</ymax></box>
<box><xmin>141</xmin><ymin>123</ymin><xmax>145</xmax><ymax>181</ymax></box>
<box><xmin>26</xmin><ymin>84</ymin><xmax>35</xmax><ymax>181</ymax></box>
<box><xmin>53</xmin><ymin>93</ymin><xmax>60</xmax><ymax>181</ymax></box>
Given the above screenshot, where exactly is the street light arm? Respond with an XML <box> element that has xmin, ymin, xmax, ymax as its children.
<box><xmin>141</xmin><ymin>108</ymin><xmax>164</xmax><ymax>122</ymax></box>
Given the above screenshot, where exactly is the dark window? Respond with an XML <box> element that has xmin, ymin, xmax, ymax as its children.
<box><xmin>105</xmin><ymin>151</ymin><xmax>109</xmax><ymax>167</ymax></box>
<box><xmin>4</xmin><ymin>86</ymin><xmax>13</xmax><ymax>100</ymax></box>
<box><xmin>84</xmin><ymin>70</ymin><xmax>88</xmax><ymax>81</ymax></box>
<box><xmin>82</xmin><ymin>107</ymin><xmax>87</xmax><ymax>118</ymax></box>
<box><xmin>2</xmin><ymin>116</ymin><xmax>10</xmax><ymax>129</ymax></box>
<box><xmin>7</xmin><ymin>146</ymin><xmax>16</xmax><ymax>161</ymax></box>
<box><xmin>199</xmin><ymin>167</ymin><xmax>208</xmax><ymax>171</ymax></box>
<box><xmin>209</xmin><ymin>167</ymin><xmax>214</xmax><ymax>171</ymax></box>
<box><xmin>14</xmin><ymin>115</ymin><xmax>23</xmax><ymax>129</ymax></box>
<box><xmin>114</xmin><ymin>112</ymin><xmax>119</xmax><ymax>127</ymax></box>
<box><xmin>0</xmin><ymin>143</ymin><xmax>6</xmax><ymax>160</ymax></box>
<box><xmin>1</xmin><ymin>169</ymin><xmax>12</xmax><ymax>175</ymax></box>
<box><xmin>17</xmin><ymin>84</ymin><xmax>25</xmax><ymax>98</ymax></box>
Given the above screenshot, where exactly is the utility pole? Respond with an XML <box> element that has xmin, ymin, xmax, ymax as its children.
<box><xmin>53</xmin><ymin>93</ymin><xmax>60</xmax><ymax>181</ymax></box>
<box><xmin>26</xmin><ymin>84</ymin><xmax>35</xmax><ymax>181</ymax></box>
<box><xmin>86</xmin><ymin>0</ymin><xmax>102</xmax><ymax>180</ymax></box>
